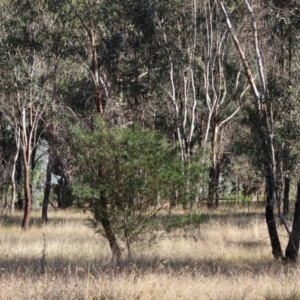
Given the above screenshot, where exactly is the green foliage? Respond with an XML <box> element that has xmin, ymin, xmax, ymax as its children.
<box><xmin>155</xmin><ymin>213</ymin><xmax>209</xmax><ymax>232</ymax></box>
<box><xmin>71</xmin><ymin>119</ymin><xmax>207</xmax><ymax>253</ymax></box>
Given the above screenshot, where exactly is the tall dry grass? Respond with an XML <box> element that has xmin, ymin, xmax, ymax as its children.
<box><xmin>0</xmin><ymin>207</ymin><xmax>299</xmax><ymax>300</ymax></box>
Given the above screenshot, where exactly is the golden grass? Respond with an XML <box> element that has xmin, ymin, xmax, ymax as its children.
<box><xmin>0</xmin><ymin>207</ymin><xmax>299</xmax><ymax>300</ymax></box>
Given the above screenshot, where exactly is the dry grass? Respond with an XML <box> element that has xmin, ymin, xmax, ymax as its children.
<box><xmin>0</xmin><ymin>206</ymin><xmax>299</xmax><ymax>300</ymax></box>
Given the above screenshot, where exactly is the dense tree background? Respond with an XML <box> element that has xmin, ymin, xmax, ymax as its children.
<box><xmin>1</xmin><ymin>0</ymin><xmax>300</xmax><ymax>261</ymax></box>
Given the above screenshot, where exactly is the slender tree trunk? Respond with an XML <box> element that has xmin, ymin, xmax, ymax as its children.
<box><xmin>265</xmin><ymin>165</ymin><xmax>283</xmax><ymax>259</ymax></box>
<box><xmin>208</xmin><ymin>124</ymin><xmax>219</xmax><ymax>208</ymax></box>
<box><xmin>22</xmin><ymin>161</ymin><xmax>32</xmax><ymax>230</ymax></box>
<box><xmin>97</xmin><ymin>192</ymin><xmax>122</xmax><ymax>264</ymax></box>
<box><xmin>0</xmin><ymin>186</ymin><xmax>3</xmax><ymax>207</ymax></box>
<box><xmin>208</xmin><ymin>166</ymin><xmax>215</xmax><ymax>208</ymax></box>
<box><xmin>170</xmin><ymin>189</ymin><xmax>178</xmax><ymax>208</ymax></box>
<box><xmin>4</xmin><ymin>184</ymin><xmax>8</xmax><ymax>209</ymax></box>
<box><xmin>215</xmin><ymin>162</ymin><xmax>220</xmax><ymax>208</ymax></box>
<box><xmin>285</xmin><ymin>181</ymin><xmax>300</xmax><ymax>261</ymax></box>
<box><xmin>208</xmin><ymin>166</ymin><xmax>220</xmax><ymax>208</ymax></box>
<box><xmin>20</xmin><ymin>106</ymin><xmax>32</xmax><ymax>231</ymax></box>
<box><xmin>125</xmin><ymin>229</ymin><xmax>131</xmax><ymax>259</ymax></box>
<box><xmin>96</xmin><ymin>131</ymin><xmax>121</xmax><ymax>259</ymax></box>
<box><xmin>283</xmin><ymin>175</ymin><xmax>290</xmax><ymax>216</ymax></box>
<box><xmin>16</xmin><ymin>152</ymin><xmax>23</xmax><ymax>210</ymax></box>
<box><xmin>11</xmin><ymin>161</ymin><xmax>18</xmax><ymax>214</ymax></box>
<box><xmin>11</xmin><ymin>130</ymin><xmax>21</xmax><ymax>214</ymax></box>
<box><xmin>42</xmin><ymin>158</ymin><xmax>52</xmax><ymax>223</ymax></box>
<box><xmin>95</xmin><ymin>141</ymin><xmax>121</xmax><ymax>261</ymax></box>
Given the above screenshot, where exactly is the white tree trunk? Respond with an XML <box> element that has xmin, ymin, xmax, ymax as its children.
<box><xmin>10</xmin><ymin>128</ymin><xmax>20</xmax><ymax>214</ymax></box>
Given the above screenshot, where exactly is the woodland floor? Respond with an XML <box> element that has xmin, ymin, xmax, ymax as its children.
<box><xmin>0</xmin><ymin>205</ymin><xmax>299</xmax><ymax>300</ymax></box>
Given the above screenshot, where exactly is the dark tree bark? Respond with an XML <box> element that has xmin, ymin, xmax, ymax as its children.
<box><xmin>0</xmin><ymin>186</ymin><xmax>3</xmax><ymax>207</ymax></box>
<box><xmin>4</xmin><ymin>184</ymin><xmax>9</xmax><ymax>209</ymax></box>
<box><xmin>170</xmin><ymin>190</ymin><xmax>178</xmax><ymax>208</ymax></box>
<box><xmin>218</xmin><ymin>0</ymin><xmax>286</xmax><ymax>260</ymax></box>
<box><xmin>285</xmin><ymin>181</ymin><xmax>300</xmax><ymax>261</ymax></box>
<box><xmin>22</xmin><ymin>161</ymin><xmax>31</xmax><ymax>230</ymax></box>
<box><xmin>265</xmin><ymin>167</ymin><xmax>283</xmax><ymax>259</ymax></box>
<box><xmin>283</xmin><ymin>175</ymin><xmax>290</xmax><ymax>216</ymax></box>
<box><xmin>31</xmin><ymin>145</ymin><xmax>37</xmax><ymax>171</ymax></box>
<box><xmin>208</xmin><ymin>124</ymin><xmax>219</xmax><ymax>208</ymax></box>
<box><xmin>16</xmin><ymin>152</ymin><xmax>23</xmax><ymax>210</ymax></box>
<box><xmin>208</xmin><ymin>162</ymin><xmax>220</xmax><ymax>208</ymax></box>
<box><xmin>215</xmin><ymin>163</ymin><xmax>220</xmax><ymax>208</ymax></box>
<box><xmin>208</xmin><ymin>167</ymin><xmax>216</xmax><ymax>208</ymax></box>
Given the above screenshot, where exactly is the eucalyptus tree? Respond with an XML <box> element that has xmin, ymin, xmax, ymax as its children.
<box><xmin>152</xmin><ymin>0</ymin><xmax>197</xmax><ymax>161</ymax></box>
<box><xmin>0</xmin><ymin>0</ymin><xmax>60</xmax><ymax>229</ymax></box>
<box><xmin>218</xmin><ymin>0</ymin><xmax>300</xmax><ymax>260</ymax></box>
<box><xmin>198</xmin><ymin>0</ymin><xmax>249</xmax><ymax>207</ymax></box>
<box><xmin>267</xmin><ymin>0</ymin><xmax>300</xmax><ymax>217</ymax></box>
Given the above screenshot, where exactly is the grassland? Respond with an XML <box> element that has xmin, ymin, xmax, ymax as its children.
<box><xmin>0</xmin><ymin>206</ymin><xmax>299</xmax><ymax>300</ymax></box>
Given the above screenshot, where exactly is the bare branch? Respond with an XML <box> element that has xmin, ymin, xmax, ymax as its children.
<box><xmin>243</xmin><ymin>0</ymin><xmax>266</xmax><ymax>99</ymax></box>
<box><xmin>217</xmin><ymin>0</ymin><xmax>261</xmax><ymax>107</ymax></box>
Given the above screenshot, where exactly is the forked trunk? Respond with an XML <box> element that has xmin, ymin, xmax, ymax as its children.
<box><xmin>98</xmin><ymin>193</ymin><xmax>122</xmax><ymax>264</ymax></box>
<box><xmin>285</xmin><ymin>181</ymin><xmax>300</xmax><ymax>261</ymax></box>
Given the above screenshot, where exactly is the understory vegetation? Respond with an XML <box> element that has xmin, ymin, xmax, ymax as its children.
<box><xmin>1</xmin><ymin>207</ymin><xmax>299</xmax><ymax>300</ymax></box>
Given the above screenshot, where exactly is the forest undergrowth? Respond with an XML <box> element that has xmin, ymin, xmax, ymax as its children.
<box><xmin>0</xmin><ymin>206</ymin><xmax>299</xmax><ymax>300</ymax></box>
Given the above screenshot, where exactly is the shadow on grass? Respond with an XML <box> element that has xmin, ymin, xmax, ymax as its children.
<box><xmin>0</xmin><ymin>208</ymin><xmax>265</xmax><ymax>230</ymax></box>
<box><xmin>152</xmin><ymin>210</ymin><xmax>266</xmax><ymax>232</ymax></box>
<box><xmin>0</xmin><ymin>251</ymin><xmax>294</xmax><ymax>279</ymax></box>
<box><xmin>0</xmin><ymin>213</ymin><xmax>89</xmax><ymax>228</ymax></box>
<box><xmin>0</xmin><ymin>214</ymin><xmax>24</xmax><ymax>227</ymax></box>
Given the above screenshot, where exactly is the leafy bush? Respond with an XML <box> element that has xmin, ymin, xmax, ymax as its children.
<box><xmin>71</xmin><ymin>119</ymin><xmax>207</xmax><ymax>255</ymax></box>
